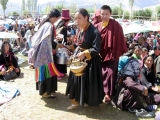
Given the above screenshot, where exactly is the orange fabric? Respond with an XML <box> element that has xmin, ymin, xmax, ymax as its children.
<box><xmin>71</xmin><ymin>99</ymin><xmax>79</xmax><ymax>105</ymax></box>
<box><xmin>84</xmin><ymin>49</ymin><xmax>91</xmax><ymax>60</ymax></box>
<box><xmin>15</xmin><ymin>24</ymin><xmax>18</xmax><ymax>30</ymax></box>
<box><xmin>118</xmin><ymin>78</ymin><xmax>123</xmax><ymax>84</ymax></box>
<box><xmin>70</xmin><ymin>45</ymin><xmax>75</xmax><ymax>52</ymax></box>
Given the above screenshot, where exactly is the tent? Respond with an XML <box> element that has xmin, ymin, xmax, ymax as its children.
<box><xmin>0</xmin><ymin>32</ymin><xmax>19</xmax><ymax>39</ymax></box>
<box><xmin>123</xmin><ymin>23</ymin><xmax>152</xmax><ymax>34</ymax></box>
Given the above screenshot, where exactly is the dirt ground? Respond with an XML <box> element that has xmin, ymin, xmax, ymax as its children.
<box><xmin>0</xmin><ymin>59</ymin><xmax>156</xmax><ymax>120</ymax></box>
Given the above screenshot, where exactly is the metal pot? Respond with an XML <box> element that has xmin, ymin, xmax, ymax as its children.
<box><xmin>56</xmin><ymin>52</ymin><xmax>68</xmax><ymax>65</ymax></box>
<box><xmin>70</xmin><ymin>59</ymin><xmax>87</xmax><ymax>76</ymax></box>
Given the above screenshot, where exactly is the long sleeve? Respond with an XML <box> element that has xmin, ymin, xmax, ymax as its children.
<box><xmin>52</xmin><ymin>40</ymin><xmax>57</xmax><ymax>50</ymax></box>
<box><xmin>140</xmin><ymin>68</ymin><xmax>152</xmax><ymax>89</ymax></box>
<box><xmin>0</xmin><ymin>54</ymin><xmax>19</xmax><ymax>69</ymax></box>
<box><xmin>123</xmin><ymin>77</ymin><xmax>144</xmax><ymax>95</ymax></box>
<box><xmin>84</xmin><ymin>28</ymin><xmax>101</xmax><ymax>60</ymax></box>
<box><xmin>89</xmin><ymin>28</ymin><xmax>101</xmax><ymax>57</ymax></box>
<box><xmin>60</xmin><ymin>27</ymin><xmax>67</xmax><ymax>44</ymax></box>
<box><xmin>51</xmin><ymin>30</ymin><xmax>57</xmax><ymax>50</ymax></box>
<box><xmin>0</xmin><ymin>55</ymin><xmax>5</xmax><ymax>66</ymax></box>
<box><xmin>11</xmin><ymin>55</ymin><xmax>19</xmax><ymax>68</ymax></box>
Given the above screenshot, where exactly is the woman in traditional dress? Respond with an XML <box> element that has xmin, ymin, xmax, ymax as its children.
<box><xmin>29</xmin><ymin>9</ymin><xmax>63</xmax><ymax>98</ymax></box>
<box><xmin>55</xmin><ymin>9</ymin><xmax>71</xmax><ymax>75</ymax></box>
<box><xmin>0</xmin><ymin>41</ymin><xmax>20</xmax><ymax>80</ymax></box>
<box><xmin>66</xmin><ymin>8</ymin><xmax>104</xmax><ymax>110</ymax></box>
<box><xmin>140</xmin><ymin>55</ymin><xmax>160</xmax><ymax>99</ymax></box>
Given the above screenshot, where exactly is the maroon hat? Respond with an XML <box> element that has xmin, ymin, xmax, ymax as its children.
<box><xmin>62</xmin><ymin>9</ymin><xmax>71</xmax><ymax>20</ymax></box>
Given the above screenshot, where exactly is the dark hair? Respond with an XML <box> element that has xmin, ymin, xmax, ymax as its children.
<box><xmin>76</xmin><ymin>8</ymin><xmax>89</xmax><ymax>22</ymax></box>
<box><xmin>139</xmin><ymin>36</ymin><xmax>145</xmax><ymax>41</ymax></box>
<box><xmin>23</xmin><ymin>38</ymin><xmax>27</xmax><ymax>42</ymax></box>
<box><xmin>29</xmin><ymin>26</ymin><xmax>33</xmax><ymax>30</ymax></box>
<box><xmin>1</xmin><ymin>41</ymin><xmax>13</xmax><ymax>55</ymax></box>
<box><xmin>39</xmin><ymin>9</ymin><xmax>61</xmax><ymax>29</ymax></box>
<box><xmin>153</xmin><ymin>46</ymin><xmax>160</xmax><ymax>50</ymax></box>
<box><xmin>134</xmin><ymin>45</ymin><xmax>142</xmax><ymax>50</ymax></box>
<box><xmin>143</xmin><ymin>55</ymin><xmax>153</xmax><ymax>66</ymax></box>
<box><xmin>142</xmin><ymin>47</ymin><xmax>148</xmax><ymax>52</ymax></box>
<box><xmin>123</xmin><ymin>50</ymin><xmax>133</xmax><ymax>57</ymax></box>
<box><xmin>156</xmin><ymin>34</ymin><xmax>160</xmax><ymax>38</ymax></box>
<box><xmin>101</xmin><ymin>5</ymin><xmax>112</xmax><ymax>14</ymax></box>
<box><xmin>56</xmin><ymin>19</ymin><xmax>70</xmax><ymax>29</ymax></box>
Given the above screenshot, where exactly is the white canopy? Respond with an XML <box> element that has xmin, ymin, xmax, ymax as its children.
<box><xmin>0</xmin><ymin>32</ymin><xmax>19</xmax><ymax>39</ymax></box>
<box><xmin>123</xmin><ymin>23</ymin><xmax>152</xmax><ymax>35</ymax></box>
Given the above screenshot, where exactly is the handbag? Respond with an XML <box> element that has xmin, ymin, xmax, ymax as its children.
<box><xmin>3</xmin><ymin>70</ymin><xmax>18</xmax><ymax>81</ymax></box>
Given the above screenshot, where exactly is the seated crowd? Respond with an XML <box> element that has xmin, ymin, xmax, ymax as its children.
<box><xmin>112</xmin><ymin>42</ymin><xmax>160</xmax><ymax>117</ymax></box>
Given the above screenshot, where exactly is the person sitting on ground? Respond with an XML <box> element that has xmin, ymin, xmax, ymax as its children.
<box><xmin>151</xmin><ymin>46</ymin><xmax>160</xmax><ymax>83</ymax></box>
<box><xmin>140</xmin><ymin>55</ymin><xmax>159</xmax><ymax>92</ymax></box>
<box><xmin>112</xmin><ymin>54</ymin><xmax>158</xmax><ymax>117</ymax></box>
<box><xmin>153</xmin><ymin>35</ymin><xmax>159</xmax><ymax>48</ymax></box>
<box><xmin>132</xmin><ymin>45</ymin><xmax>142</xmax><ymax>62</ymax></box>
<box><xmin>139</xmin><ymin>55</ymin><xmax>160</xmax><ymax>111</ymax></box>
<box><xmin>19</xmin><ymin>38</ymin><xmax>29</xmax><ymax>56</ymax></box>
<box><xmin>118</xmin><ymin>50</ymin><xmax>133</xmax><ymax>72</ymax></box>
<box><xmin>156</xmin><ymin>37</ymin><xmax>160</xmax><ymax>48</ymax></box>
<box><xmin>141</xmin><ymin>48</ymin><xmax>148</xmax><ymax>59</ymax></box>
<box><xmin>0</xmin><ymin>41</ymin><xmax>20</xmax><ymax>80</ymax></box>
<box><xmin>141</xmin><ymin>47</ymin><xmax>148</xmax><ymax>67</ymax></box>
<box><xmin>143</xmin><ymin>37</ymin><xmax>150</xmax><ymax>51</ymax></box>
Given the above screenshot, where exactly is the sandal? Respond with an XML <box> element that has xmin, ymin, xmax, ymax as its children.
<box><xmin>42</xmin><ymin>92</ymin><xmax>56</xmax><ymax>99</ymax></box>
<box><xmin>105</xmin><ymin>94</ymin><xmax>111</xmax><ymax>103</ymax></box>
<box><xmin>67</xmin><ymin>104</ymin><xmax>79</xmax><ymax>110</ymax></box>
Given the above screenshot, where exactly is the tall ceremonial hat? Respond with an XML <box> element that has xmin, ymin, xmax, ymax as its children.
<box><xmin>61</xmin><ymin>9</ymin><xmax>71</xmax><ymax>20</ymax></box>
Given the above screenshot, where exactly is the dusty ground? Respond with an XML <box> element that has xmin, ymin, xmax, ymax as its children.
<box><xmin>0</xmin><ymin>58</ymin><xmax>156</xmax><ymax>120</ymax></box>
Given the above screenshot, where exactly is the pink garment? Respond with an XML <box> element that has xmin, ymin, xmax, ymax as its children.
<box><xmin>92</xmin><ymin>10</ymin><xmax>101</xmax><ymax>27</ymax></box>
<box><xmin>134</xmin><ymin>33</ymin><xmax>139</xmax><ymax>40</ymax></box>
<box><xmin>92</xmin><ymin>10</ymin><xmax>101</xmax><ymax>18</ymax></box>
<box><xmin>0</xmin><ymin>65</ymin><xmax>4</xmax><ymax>71</ymax></box>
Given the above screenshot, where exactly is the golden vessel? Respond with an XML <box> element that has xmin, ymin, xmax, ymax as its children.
<box><xmin>70</xmin><ymin>59</ymin><xmax>87</xmax><ymax>76</ymax></box>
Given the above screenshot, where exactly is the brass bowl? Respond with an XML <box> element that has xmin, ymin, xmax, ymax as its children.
<box><xmin>72</xmin><ymin>59</ymin><xmax>81</xmax><ymax>66</ymax></box>
<box><xmin>70</xmin><ymin>62</ymin><xmax>87</xmax><ymax>76</ymax></box>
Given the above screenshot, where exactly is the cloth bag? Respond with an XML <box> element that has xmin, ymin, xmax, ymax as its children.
<box><xmin>3</xmin><ymin>70</ymin><xmax>18</xmax><ymax>80</ymax></box>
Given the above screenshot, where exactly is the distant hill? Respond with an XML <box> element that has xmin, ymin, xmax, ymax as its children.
<box><xmin>0</xmin><ymin>2</ymin><xmax>21</xmax><ymax>16</ymax></box>
<box><xmin>0</xmin><ymin>0</ymin><xmax>160</xmax><ymax>16</ymax></box>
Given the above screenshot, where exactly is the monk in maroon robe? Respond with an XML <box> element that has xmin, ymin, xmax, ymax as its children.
<box><xmin>96</xmin><ymin>5</ymin><xmax>127</xmax><ymax>103</ymax></box>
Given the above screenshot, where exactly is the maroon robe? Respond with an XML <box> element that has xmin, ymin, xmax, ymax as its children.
<box><xmin>112</xmin><ymin>77</ymin><xmax>160</xmax><ymax>110</ymax></box>
<box><xmin>97</xmin><ymin>19</ymin><xmax>127</xmax><ymax>62</ymax></box>
<box><xmin>96</xmin><ymin>19</ymin><xmax>127</xmax><ymax>99</ymax></box>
